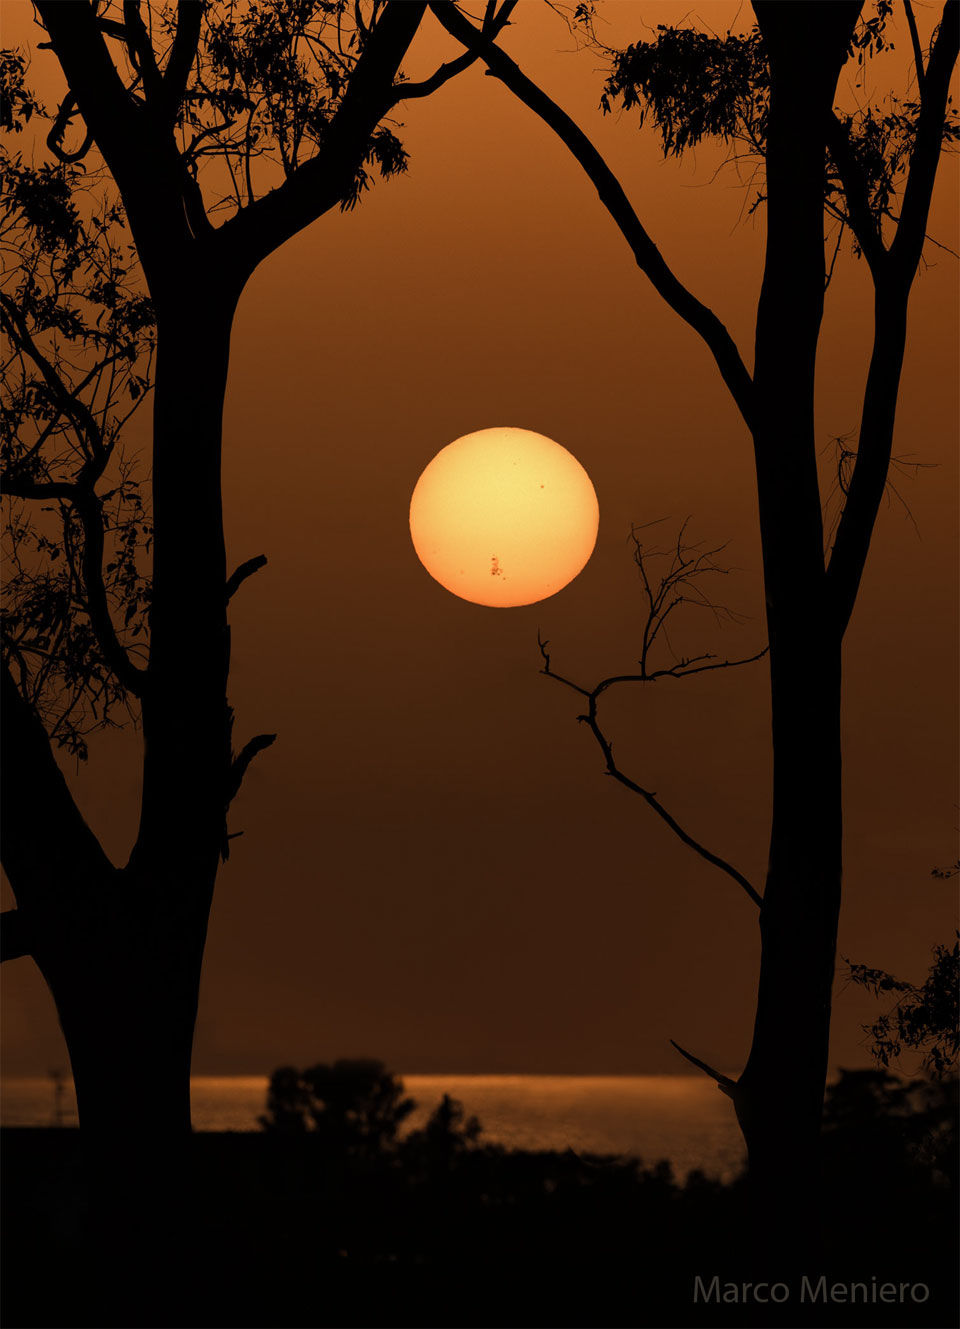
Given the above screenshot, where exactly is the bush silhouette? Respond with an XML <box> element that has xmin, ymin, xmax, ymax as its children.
<box><xmin>259</xmin><ymin>1059</ymin><xmax>415</xmax><ymax>1158</ymax></box>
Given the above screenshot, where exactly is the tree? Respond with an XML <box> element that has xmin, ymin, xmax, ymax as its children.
<box><xmin>259</xmin><ymin>1058</ymin><xmax>417</xmax><ymax>1157</ymax></box>
<box><xmin>1</xmin><ymin>0</ymin><xmax>513</xmax><ymax>1153</ymax></box>
<box><xmin>258</xmin><ymin>1058</ymin><xmax>483</xmax><ymax>1164</ymax></box>
<box><xmin>433</xmin><ymin>0</ymin><xmax>959</xmax><ymax>1239</ymax></box>
<box><xmin>846</xmin><ymin>927</ymin><xmax>960</xmax><ymax>1080</ymax></box>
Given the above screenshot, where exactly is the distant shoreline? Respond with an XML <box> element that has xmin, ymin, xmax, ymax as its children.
<box><xmin>2</xmin><ymin>1073</ymin><xmax>747</xmax><ymax>1180</ymax></box>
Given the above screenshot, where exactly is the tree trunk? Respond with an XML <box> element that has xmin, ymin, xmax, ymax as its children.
<box><xmin>736</xmin><ymin>0</ymin><xmax>861</xmax><ymax>1263</ymax></box>
<box><xmin>27</xmin><ymin>280</ymin><xmax>239</xmax><ymax>1323</ymax></box>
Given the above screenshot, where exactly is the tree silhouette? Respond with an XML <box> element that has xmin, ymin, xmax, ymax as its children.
<box><xmin>846</xmin><ymin>928</ymin><xmax>960</xmax><ymax>1080</ymax></box>
<box><xmin>0</xmin><ymin>0</ymin><xmax>510</xmax><ymax>1163</ymax></box>
<box><xmin>434</xmin><ymin>0</ymin><xmax>959</xmax><ymax>1244</ymax></box>
<box><xmin>260</xmin><ymin>1059</ymin><xmax>416</xmax><ymax>1153</ymax></box>
<box><xmin>258</xmin><ymin>1059</ymin><xmax>483</xmax><ymax>1164</ymax></box>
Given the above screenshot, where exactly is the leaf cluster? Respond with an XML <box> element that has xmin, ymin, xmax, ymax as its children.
<box><xmin>0</xmin><ymin>49</ymin><xmax>42</xmax><ymax>134</ymax></box>
<box><xmin>1</xmin><ymin>72</ymin><xmax>155</xmax><ymax>756</ymax></box>
<box><xmin>3</xmin><ymin>481</ymin><xmax>151</xmax><ymax>759</ymax></box>
<box><xmin>598</xmin><ymin>5</ymin><xmax>958</xmax><ymax>252</ymax></box>
<box><xmin>600</xmin><ymin>26</ymin><xmax>768</xmax><ymax>160</ymax></box>
<box><xmin>154</xmin><ymin>0</ymin><xmax>408</xmax><ymax>214</ymax></box>
<box><xmin>846</xmin><ymin>934</ymin><xmax>960</xmax><ymax>1080</ymax></box>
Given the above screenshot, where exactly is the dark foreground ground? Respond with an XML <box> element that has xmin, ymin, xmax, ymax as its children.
<box><xmin>2</xmin><ymin>1072</ymin><xmax>957</xmax><ymax>1329</ymax></box>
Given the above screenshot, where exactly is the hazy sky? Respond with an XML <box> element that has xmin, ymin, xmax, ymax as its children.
<box><xmin>2</xmin><ymin>1</ymin><xmax>957</xmax><ymax>1079</ymax></box>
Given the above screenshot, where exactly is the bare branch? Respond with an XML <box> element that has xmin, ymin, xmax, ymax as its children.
<box><xmin>825</xmin><ymin>1</ymin><xmax>959</xmax><ymax>638</ymax></box>
<box><xmin>596</xmin><ymin>648</ymin><xmax>770</xmax><ymax>694</ymax></box>
<box><xmin>73</xmin><ymin>490</ymin><xmax>148</xmax><ymax>697</ymax></box>
<box><xmin>227</xmin><ymin>732</ymin><xmax>277</xmax><ymax>806</ymax></box>
<box><xmin>669</xmin><ymin>1039</ymin><xmax>738</xmax><ymax>1095</ymax></box>
<box><xmin>387</xmin><ymin>51</ymin><xmax>477</xmax><ymax>105</ymax></box>
<box><xmin>824</xmin><ymin>220</ymin><xmax>845</xmax><ymax>291</ymax></box>
<box><xmin>538</xmin><ymin>522</ymin><xmax>765</xmax><ymax>908</ymax></box>
<box><xmin>429</xmin><ymin>1</ymin><xmax>755</xmax><ymax>431</ymax></box>
<box><xmin>890</xmin><ymin>0</ymin><xmax>960</xmax><ymax>276</ymax></box>
<box><xmin>122</xmin><ymin>1</ymin><xmax>164</xmax><ymax>100</ymax></box>
<box><xmin>386</xmin><ymin>0</ymin><xmax>517</xmax><ymax>108</ymax></box>
<box><xmin>538</xmin><ymin>640</ymin><xmax>763</xmax><ymax>909</ymax></box>
<box><xmin>46</xmin><ymin>93</ymin><xmax>95</xmax><ymax>164</ymax></box>
<box><xmin>226</xmin><ymin>554</ymin><xmax>268</xmax><ymax>603</ymax></box>
<box><xmin>903</xmin><ymin>0</ymin><xmax>926</xmax><ymax>93</ymax></box>
<box><xmin>161</xmin><ymin>0</ymin><xmax>204</xmax><ymax>125</ymax></box>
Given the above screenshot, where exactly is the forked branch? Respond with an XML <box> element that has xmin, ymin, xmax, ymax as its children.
<box><xmin>429</xmin><ymin>1</ymin><xmax>755</xmax><ymax>431</ymax></box>
<box><xmin>385</xmin><ymin>0</ymin><xmax>517</xmax><ymax>107</ymax></box>
<box><xmin>538</xmin><ymin>524</ymin><xmax>765</xmax><ymax>909</ymax></box>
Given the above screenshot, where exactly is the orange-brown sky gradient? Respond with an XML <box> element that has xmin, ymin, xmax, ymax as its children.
<box><xmin>2</xmin><ymin>1</ymin><xmax>957</xmax><ymax>1079</ymax></box>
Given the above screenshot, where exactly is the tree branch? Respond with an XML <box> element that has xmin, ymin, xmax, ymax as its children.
<box><xmin>73</xmin><ymin>491</ymin><xmax>148</xmax><ymax>698</ymax></box>
<box><xmin>0</xmin><ymin>294</ymin><xmax>105</xmax><ymax>467</ymax></box>
<box><xmin>539</xmin><ymin>635</ymin><xmax>763</xmax><ymax>908</ymax></box>
<box><xmin>826</xmin><ymin>1</ymin><xmax>958</xmax><ymax>634</ymax></box>
<box><xmin>429</xmin><ymin>1</ymin><xmax>755</xmax><ymax>431</ymax></box>
<box><xmin>669</xmin><ymin>1039</ymin><xmax>738</xmax><ymax>1095</ymax></box>
<box><xmin>220</xmin><ymin>2</ymin><xmax>428</xmax><ymax>279</ymax></box>
<box><xmin>0</xmin><ymin>300</ymin><xmax>147</xmax><ymax>697</ymax></box>
<box><xmin>2</xmin><ymin>481</ymin><xmax>149</xmax><ymax>698</ymax></box>
<box><xmin>46</xmin><ymin>93</ymin><xmax>94</xmax><ymax>164</ymax></box>
<box><xmin>890</xmin><ymin>0</ymin><xmax>959</xmax><ymax>278</ymax></box>
<box><xmin>824</xmin><ymin>287</ymin><xmax>907</xmax><ymax>636</ymax></box>
<box><xmin>161</xmin><ymin>0</ymin><xmax>204</xmax><ymax>127</ymax></box>
<box><xmin>387</xmin><ymin>51</ymin><xmax>477</xmax><ymax>105</ymax></box>
<box><xmin>592</xmin><ymin>649</ymin><xmax>770</xmax><ymax>696</ymax></box>
<box><xmin>226</xmin><ymin>554</ymin><xmax>268</xmax><ymax>603</ymax></box>
<box><xmin>824</xmin><ymin>112</ymin><xmax>887</xmax><ymax>274</ymax></box>
<box><xmin>122</xmin><ymin>0</ymin><xmax>164</xmax><ymax>101</ymax></box>
<box><xmin>226</xmin><ymin>732</ymin><xmax>277</xmax><ymax>806</ymax></box>
<box><xmin>903</xmin><ymin>0</ymin><xmax>926</xmax><ymax>93</ymax></box>
<box><xmin>1</xmin><ymin>660</ymin><xmax>115</xmax><ymax>918</ymax></box>
<box><xmin>384</xmin><ymin>0</ymin><xmax>517</xmax><ymax>108</ymax></box>
<box><xmin>35</xmin><ymin>0</ymin><xmax>195</xmax><ymax>277</ymax></box>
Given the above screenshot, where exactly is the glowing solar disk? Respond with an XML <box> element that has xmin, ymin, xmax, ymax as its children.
<box><xmin>409</xmin><ymin>427</ymin><xmax>599</xmax><ymax>607</ymax></box>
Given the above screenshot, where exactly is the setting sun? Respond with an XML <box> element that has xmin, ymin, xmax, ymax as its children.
<box><xmin>409</xmin><ymin>427</ymin><xmax>599</xmax><ymax>607</ymax></box>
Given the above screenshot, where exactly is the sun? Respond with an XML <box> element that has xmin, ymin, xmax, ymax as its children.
<box><xmin>409</xmin><ymin>427</ymin><xmax>599</xmax><ymax>607</ymax></box>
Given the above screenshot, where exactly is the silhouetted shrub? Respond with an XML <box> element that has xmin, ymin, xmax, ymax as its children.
<box><xmin>822</xmin><ymin>1067</ymin><xmax>958</xmax><ymax>1193</ymax></box>
<box><xmin>259</xmin><ymin>1059</ymin><xmax>415</xmax><ymax>1159</ymax></box>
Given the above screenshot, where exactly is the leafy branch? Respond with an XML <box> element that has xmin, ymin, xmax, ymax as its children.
<box><xmin>844</xmin><ymin>932</ymin><xmax>960</xmax><ymax>1080</ymax></box>
<box><xmin>1</xmin><ymin>60</ymin><xmax>154</xmax><ymax>756</ymax></box>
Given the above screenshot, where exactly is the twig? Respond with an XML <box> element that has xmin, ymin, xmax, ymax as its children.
<box><xmin>226</xmin><ymin>553</ymin><xmax>268</xmax><ymax>603</ymax></box>
<box><xmin>670</xmin><ymin>1039</ymin><xmax>738</xmax><ymax>1096</ymax></box>
<box><xmin>537</xmin><ymin>522</ymin><xmax>766</xmax><ymax>909</ymax></box>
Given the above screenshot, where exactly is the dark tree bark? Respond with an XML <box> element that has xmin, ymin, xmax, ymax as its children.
<box><xmin>2</xmin><ymin>0</ymin><xmax>437</xmax><ymax>1166</ymax></box>
<box><xmin>431</xmin><ymin>0</ymin><xmax>959</xmax><ymax>1263</ymax></box>
<box><xmin>2</xmin><ymin>2</ymin><xmax>455</xmax><ymax>1313</ymax></box>
<box><xmin>731</xmin><ymin>4</ymin><xmax>859</xmax><ymax>1252</ymax></box>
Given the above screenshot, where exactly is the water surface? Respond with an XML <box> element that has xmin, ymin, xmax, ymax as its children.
<box><xmin>1</xmin><ymin>1073</ymin><xmax>745</xmax><ymax>1180</ymax></box>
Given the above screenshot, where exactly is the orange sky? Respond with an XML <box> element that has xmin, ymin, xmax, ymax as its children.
<box><xmin>2</xmin><ymin>1</ymin><xmax>957</xmax><ymax>1079</ymax></box>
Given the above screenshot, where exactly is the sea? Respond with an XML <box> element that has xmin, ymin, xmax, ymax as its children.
<box><xmin>1</xmin><ymin>1074</ymin><xmax>744</xmax><ymax>1181</ymax></box>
